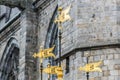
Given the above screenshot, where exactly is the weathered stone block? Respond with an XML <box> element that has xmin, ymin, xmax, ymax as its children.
<box><xmin>114</xmin><ymin>64</ymin><xmax>120</xmax><ymax>70</ymax></box>
<box><xmin>110</xmin><ymin>70</ymin><xmax>119</xmax><ymax>76</ymax></box>
<box><xmin>103</xmin><ymin>70</ymin><xmax>110</xmax><ymax>76</ymax></box>
<box><xmin>108</xmin><ymin>54</ymin><xmax>114</xmax><ymax>60</ymax></box>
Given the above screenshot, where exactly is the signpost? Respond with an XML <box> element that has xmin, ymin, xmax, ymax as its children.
<box><xmin>33</xmin><ymin>5</ymin><xmax>71</xmax><ymax>80</ymax></box>
<box><xmin>79</xmin><ymin>53</ymin><xmax>103</xmax><ymax>80</ymax></box>
<box><xmin>33</xmin><ymin>46</ymin><xmax>55</xmax><ymax>80</ymax></box>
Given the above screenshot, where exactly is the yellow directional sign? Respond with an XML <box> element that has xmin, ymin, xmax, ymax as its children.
<box><xmin>43</xmin><ymin>66</ymin><xmax>63</xmax><ymax>80</ymax></box>
<box><xmin>55</xmin><ymin>5</ymin><xmax>71</xmax><ymax>23</ymax></box>
<box><xmin>33</xmin><ymin>45</ymin><xmax>56</xmax><ymax>59</ymax></box>
<box><xmin>56</xmin><ymin>67</ymin><xmax>63</xmax><ymax>80</ymax></box>
<box><xmin>79</xmin><ymin>61</ymin><xmax>103</xmax><ymax>72</ymax></box>
<box><xmin>43</xmin><ymin>66</ymin><xmax>63</xmax><ymax>74</ymax></box>
<box><xmin>57</xmin><ymin>72</ymin><xmax>63</xmax><ymax>80</ymax></box>
<box><xmin>43</xmin><ymin>66</ymin><xmax>57</xmax><ymax>74</ymax></box>
<box><xmin>43</xmin><ymin>45</ymin><xmax>56</xmax><ymax>58</ymax></box>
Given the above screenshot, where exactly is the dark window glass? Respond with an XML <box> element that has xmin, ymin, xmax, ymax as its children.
<box><xmin>66</xmin><ymin>56</ymin><xmax>70</xmax><ymax>74</ymax></box>
<box><xmin>5</xmin><ymin>7</ymin><xmax>12</xmax><ymax>23</ymax></box>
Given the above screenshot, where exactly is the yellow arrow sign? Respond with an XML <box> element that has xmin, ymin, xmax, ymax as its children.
<box><xmin>56</xmin><ymin>67</ymin><xmax>63</xmax><ymax>80</ymax></box>
<box><xmin>79</xmin><ymin>61</ymin><xmax>103</xmax><ymax>72</ymax></box>
<box><xmin>55</xmin><ymin>5</ymin><xmax>71</xmax><ymax>23</ymax></box>
<box><xmin>43</xmin><ymin>66</ymin><xmax>57</xmax><ymax>74</ymax></box>
<box><xmin>43</xmin><ymin>66</ymin><xmax>63</xmax><ymax>80</ymax></box>
<box><xmin>33</xmin><ymin>45</ymin><xmax>56</xmax><ymax>59</ymax></box>
<box><xmin>43</xmin><ymin>66</ymin><xmax>63</xmax><ymax>74</ymax></box>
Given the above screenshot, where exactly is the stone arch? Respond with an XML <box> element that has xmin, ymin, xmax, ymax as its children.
<box><xmin>0</xmin><ymin>37</ymin><xmax>19</xmax><ymax>80</ymax></box>
<box><xmin>45</xmin><ymin>5</ymin><xmax>58</xmax><ymax>55</ymax></box>
<box><xmin>44</xmin><ymin>5</ymin><xmax>58</xmax><ymax>80</ymax></box>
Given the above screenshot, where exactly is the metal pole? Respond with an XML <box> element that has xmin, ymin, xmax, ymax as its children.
<box><xmin>40</xmin><ymin>63</ymin><xmax>43</xmax><ymax>80</ymax></box>
<box><xmin>86</xmin><ymin>56</ymin><xmax>89</xmax><ymax>80</ymax></box>
<box><xmin>47</xmin><ymin>63</ymin><xmax>50</xmax><ymax>80</ymax></box>
<box><xmin>48</xmin><ymin>74</ymin><xmax>50</xmax><ymax>80</ymax></box>
<box><xmin>58</xmin><ymin>7</ymin><xmax>62</xmax><ymax>67</ymax></box>
<box><xmin>58</xmin><ymin>23</ymin><xmax>62</xmax><ymax>67</ymax></box>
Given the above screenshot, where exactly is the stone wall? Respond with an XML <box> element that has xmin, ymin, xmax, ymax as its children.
<box><xmin>37</xmin><ymin>0</ymin><xmax>57</xmax><ymax>80</ymax></box>
<box><xmin>57</xmin><ymin>0</ymin><xmax>120</xmax><ymax>55</ymax></box>
<box><xmin>37</xmin><ymin>0</ymin><xmax>120</xmax><ymax>80</ymax></box>
<box><xmin>0</xmin><ymin>0</ymin><xmax>120</xmax><ymax>80</ymax></box>
<box><xmin>38</xmin><ymin>0</ymin><xmax>57</xmax><ymax>46</ymax></box>
<box><xmin>62</xmin><ymin>47</ymin><xmax>120</xmax><ymax>80</ymax></box>
<box><xmin>0</xmin><ymin>23</ymin><xmax>26</xmax><ymax>80</ymax></box>
<box><xmin>0</xmin><ymin>5</ymin><xmax>20</xmax><ymax>29</ymax></box>
<box><xmin>0</xmin><ymin>7</ymin><xmax>38</xmax><ymax>80</ymax></box>
<box><xmin>56</xmin><ymin>0</ymin><xmax>120</xmax><ymax>80</ymax></box>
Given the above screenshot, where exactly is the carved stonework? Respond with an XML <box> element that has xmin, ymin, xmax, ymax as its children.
<box><xmin>0</xmin><ymin>14</ymin><xmax>20</xmax><ymax>43</ymax></box>
<box><xmin>5</xmin><ymin>7</ymin><xmax>12</xmax><ymax>22</ymax></box>
<box><xmin>0</xmin><ymin>0</ymin><xmax>27</xmax><ymax>10</ymax></box>
<box><xmin>0</xmin><ymin>38</ymin><xmax>19</xmax><ymax>80</ymax></box>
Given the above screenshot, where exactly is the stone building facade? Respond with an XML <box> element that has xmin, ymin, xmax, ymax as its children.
<box><xmin>0</xmin><ymin>0</ymin><xmax>120</xmax><ymax>80</ymax></box>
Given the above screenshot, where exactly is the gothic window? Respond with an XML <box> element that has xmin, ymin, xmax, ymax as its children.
<box><xmin>45</xmin><ymin>5</ymin><xmax>58</xmax><ymax>64</ymax></box>
<box><xmin>8</xmin><ymin>70</ymin><xmax>15</xmax><ymax>80</ymax></box>
<box><xmin>5</xmin><ymin>7</ymin><xmax>12</xmax><ymax>22</ymax></box>
<box><xmin>0</xmin><ymin>6</ymin><xmax>5</xmax><ymax>20</ymax></box>
<box><xmin>0</xmin><ymin>6</ymin><xmax>12</xmax><ymax>21</ymax></box>
<box><xmin>0</xmin><ymin>38</ymin><xmax>19</xmax><ymax>80</ymax></box>
<box><xmin>65</xmin><ymin>56</ymin><xmax>70</xmax><ymax>74</ymax></box>
<box><xmin>0</xmin><ymin>13</ymin><xmax>5</xmax><ymax>20</ymax></box>
<box><xmin>45</xmin><ymin>5</ymin><xmax>58</xmax><ymax>80</ymax></box>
